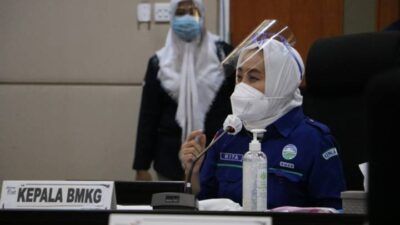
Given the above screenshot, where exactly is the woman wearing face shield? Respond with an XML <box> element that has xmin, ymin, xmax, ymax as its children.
<box><xmin>180</xmin><ymin>32</ymin><xmax>346</xmax><ymax>210</ymax></box>
<box><xmin>133</xmin><ymin>0</ymin><xmax>235</xmax><ymax>181</ymax></box>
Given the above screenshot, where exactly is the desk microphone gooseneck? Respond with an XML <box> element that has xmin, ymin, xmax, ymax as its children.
<box><xmin>184</xmin><ymin>114</ymin><xmax>243</xmax><ymax>194</ymax></box>
<box><xmin>151</xmin><ymin>115</ymin><xmax>242</xmax><ymax>210</ymax></box>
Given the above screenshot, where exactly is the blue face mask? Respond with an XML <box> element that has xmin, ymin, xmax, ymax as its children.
<box><xmin>172</xmin><ymin>15</ymin><xmax>201</xmax><ymax>42</ymax></box>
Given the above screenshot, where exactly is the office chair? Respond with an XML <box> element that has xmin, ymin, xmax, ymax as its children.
<box><xmin>366</xmin><ymin>68</ymin><xmax>400</xmax><ymax>224</ymax></box>
<box><xmin>302</xmin><ymin>31</ymin><xmax>400</xmax><ymax>190</ymax></box>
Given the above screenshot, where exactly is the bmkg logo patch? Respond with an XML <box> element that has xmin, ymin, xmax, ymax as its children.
<box><xmin>282</xmin><ymin>144</ymin><xmax>297</xmax><ymax>160</ymax></box>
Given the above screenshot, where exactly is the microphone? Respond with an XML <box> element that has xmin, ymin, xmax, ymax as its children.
<box><xmin>151</xmin><ymin>115</ymin><xmax>242</xmax><ymax>210</ymax></box>
<box><xmin>223</xmin><ymin>114</ymin><xmax>243</xmax><ymax>136</ymax></box>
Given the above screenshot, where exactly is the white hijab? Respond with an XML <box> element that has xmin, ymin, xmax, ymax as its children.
<box><xmin>156</xmin><ymin>0</ymin><xmax>225</xmax><ymax>141</ymax></box>
<box><xmin>232</xmin><ymin>39</ymin><xmax>304</xmax><ymax>130</ymax></box>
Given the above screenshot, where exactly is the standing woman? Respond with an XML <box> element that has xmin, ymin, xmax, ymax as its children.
<box><xmin>133</xmin><ymin>0</ymin><xmax>234</xmax><ymax>181</ymax></box>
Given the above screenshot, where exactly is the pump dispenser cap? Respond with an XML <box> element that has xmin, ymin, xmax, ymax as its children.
<box><xmin>250</xmin><ymin>129</ymin><xmax>266</xmax><ymax>151</ymax></box>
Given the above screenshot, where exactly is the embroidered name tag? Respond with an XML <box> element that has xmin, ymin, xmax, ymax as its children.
<box><xmin>220</xmin><ymin>153</ymin><xmax>243</xmax><ymax>162</ymax></box>
<box><xmin>322</xmin><ymin>148</ymin><xmax>338</xmax><ymax>160</ymax></box>
<box><xmin>279</xmin><ymin>161</ymin><xmax>295</xmax><ymax>169</ymax></box>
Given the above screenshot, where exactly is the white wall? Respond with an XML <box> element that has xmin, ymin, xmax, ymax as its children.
<box><xmin>0</xmin><ymin>0</ymin><xmax>219</xmax><ymax>183</ymax></box>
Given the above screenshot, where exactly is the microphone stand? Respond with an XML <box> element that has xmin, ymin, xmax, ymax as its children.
<box><xmin>150</xmin><ymin>114</ymin><xmax>241</xmax><ymax>211</ymax></box>
<box><xmin>184</xmin><ymin>130</ymin><xmax>227</xmax><ymax>194</ymax></box>
<box><xmin>151</xmin><ymin>129</ymin><xmax>229</xmax><ymax>210</ymax></box>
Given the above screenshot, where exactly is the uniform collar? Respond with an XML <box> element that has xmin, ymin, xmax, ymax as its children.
<box><xmin>269</xmin><ymin>106</ymin><xmax>304</xmax><ymax>138</ymax></box>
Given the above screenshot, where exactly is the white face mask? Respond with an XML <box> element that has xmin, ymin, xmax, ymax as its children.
<box><xmin>230</xmin><ymin>82</ymin><xmax>292</xmax><ymax>130</ymax></box>
<box><xmin>230</xmin><ymin>83</ymin><xmax>268</xmax><ymax>123</ymax></box>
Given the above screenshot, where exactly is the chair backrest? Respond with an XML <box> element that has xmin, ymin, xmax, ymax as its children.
<box><xmin>302</xmin><ymin>31</ymin><xmax>400</xmax><ymax>190</ymax></box>
<box><xmin>365</xmin><ymin>68</ymin><xmax>400</xmax><ymax>224</ymax></box>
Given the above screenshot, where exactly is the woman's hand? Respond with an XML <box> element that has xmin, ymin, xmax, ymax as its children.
<box><xmin>179</xmin><ymin>129</ymin><xmax>206</xmax><ymax>176</ymax></box>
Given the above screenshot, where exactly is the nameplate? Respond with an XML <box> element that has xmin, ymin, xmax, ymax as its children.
<box><xmin>109</xmin><ymin>214</ymin><xmax>272</xmax><ymax>225</ymax></box>
<box><xmin>0</xmin><ymin>180</ymin><xmax>115</xmax><ymax>210</ymax></box>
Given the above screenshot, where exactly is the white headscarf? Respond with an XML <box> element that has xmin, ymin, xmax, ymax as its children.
<box><xmin>156</xmin><ymin>0</ymin><xmax>225</xmax><ymax>141</ymax></box>
<box><xmin>231</xmin><ymin>39</ymin><xmax>304</xmax><ymax>130</ymax></box>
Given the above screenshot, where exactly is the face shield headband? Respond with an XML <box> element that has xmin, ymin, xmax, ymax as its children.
<box><xmin>228</xmin><ymin>20</ymin><xmax>303</xmax><ymax>81</ymax></box>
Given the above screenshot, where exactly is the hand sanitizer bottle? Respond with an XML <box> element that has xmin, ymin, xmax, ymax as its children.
<box><xmin>242</xmin><ymin>129</ymin><xmax>267</xmax><ymax>211</ymax></box>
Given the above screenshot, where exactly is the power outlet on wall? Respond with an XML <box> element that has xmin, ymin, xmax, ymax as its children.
<box><xmin>137</xmin><ymin>3</ymin><xmax>151</xmax><ymax>22</ymax></box>
<box><xmin>154</xmin><ymin>3</ymin><xmax>170</xmax><ymax>22</ymax></box>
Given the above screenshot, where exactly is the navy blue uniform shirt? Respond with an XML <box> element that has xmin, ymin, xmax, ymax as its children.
<box><xmin>198</xmin><ymin>106</ymin><xmax>346</xmax><ymax>210</ymax></box>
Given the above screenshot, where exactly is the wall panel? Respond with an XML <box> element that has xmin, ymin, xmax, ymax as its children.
<box><xmin>0</xmin><ymin>85</ymin><xmax>141</xmax><ymax>181</ymax></box>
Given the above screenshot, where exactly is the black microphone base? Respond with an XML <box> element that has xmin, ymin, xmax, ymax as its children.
<box><xmin>151</xmin><ymin>192</ymin><xmax>198</xmax><ymax>211</ymax></box>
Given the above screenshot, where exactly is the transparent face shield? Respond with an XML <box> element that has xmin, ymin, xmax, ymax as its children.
<box><xmin>225</xmin><ymin>20</ymin><xmax>304</xmax><ymax>128</ymax></box>
<box><xmin>222</xmin><ymin>20</ymin><xmax>298</xmax><ymax>93</ymax></box>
